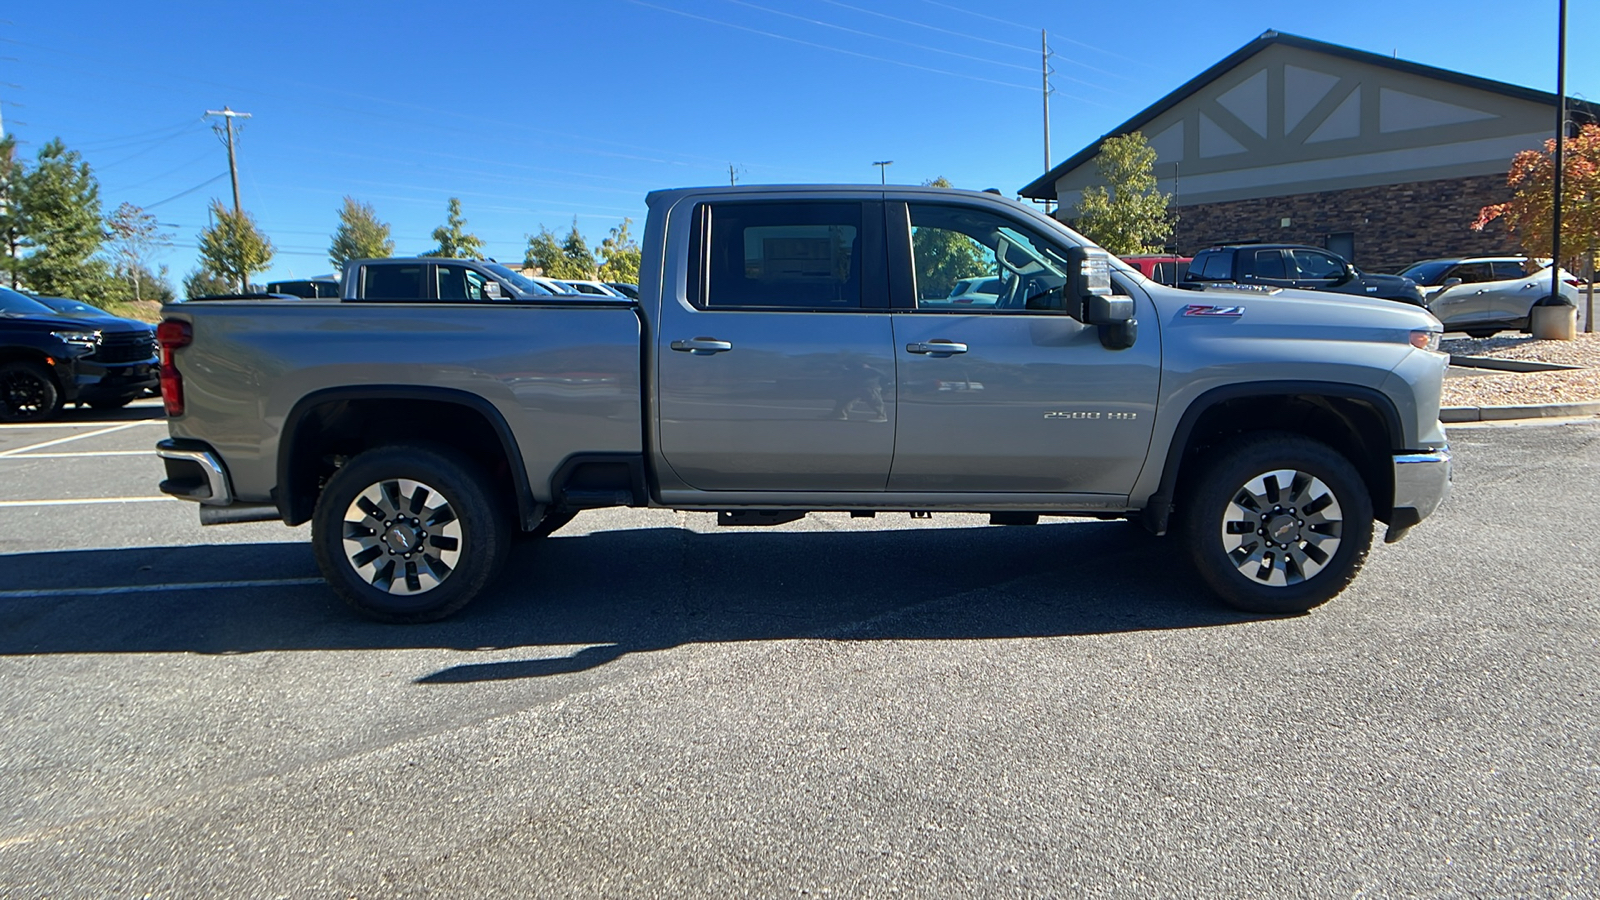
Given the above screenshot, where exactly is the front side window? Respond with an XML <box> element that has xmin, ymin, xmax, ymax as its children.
<box><xmin>1290</xmin><ymin>250</ymin><xmax>1345</xmax><ymax>280</ymax></box>
<box><xmin>907</xmin><ymin>204</ymin><xmax>1069</xmax><ymax>311</ymax></box>
<box><xmin>1252</xmin><ymin>249</ymin><xmax>1288</xmax><ymax>279</ymax></box>
<box><xmin>436</xmin><ymin>264</ymin><xmax>492</xmax><ymax>301</ymax></box>
<box><xmin>361</xmin><ymin>264</ymin><xmax>423</xmax><ymax>300</ymax></box>
<box><xmin>1446</xmin><ymin>262</ymin><xmax>1494</xmax><ymax>284</ymax></box>
<box><xmin>699</xmin><ymin>202</ymin><xmax>861</xmax><ymax>309</ymax></box>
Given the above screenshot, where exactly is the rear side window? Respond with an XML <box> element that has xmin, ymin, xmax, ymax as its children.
<box><xmin>696</xmin><ymin>201</ymin><xmax>862</xmax><ymax>309</ymax></box>
<box><xmin>360</xmin><ymin>264</ymin><xmax>424</xmax><ymax>300</ymax></box>
<box><xmin>1194</xmin><ymin>252</ymin><xmax>1232</xmax><ymax>280</ymax></box>
<box><xmin>1252</xmin><ymin>250</ymin><xmax>1287</xmax><ymax>278</ymax></box>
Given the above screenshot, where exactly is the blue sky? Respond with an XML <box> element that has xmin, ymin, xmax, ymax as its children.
<box><xmin>3</xmin><ymin>0</ymin><xmax>1595</xmax><ymax>284</ymax></box>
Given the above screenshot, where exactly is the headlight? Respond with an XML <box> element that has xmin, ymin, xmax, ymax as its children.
<box><xmin>50</xmin><ymin>330</ymin><xmax>101</xmax><ymax>350</ymax></box>
<box><xmin>1409</xmin><ymin>329</ymin><xmax>1442</xmax><ymax>353</ymax></box>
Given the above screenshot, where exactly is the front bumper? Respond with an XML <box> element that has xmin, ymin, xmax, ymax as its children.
<box><xmin>1385</xmin><ymin>448</ymin><xmax>1452</xmax><ymax>542</ymax></box>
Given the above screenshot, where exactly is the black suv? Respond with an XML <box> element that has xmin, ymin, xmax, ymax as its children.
<box><xmin>0</xmin><ymin>287</ymin><xmax>159</xmax><ymax>422</ymax></box>
<box><xmin>1183</xmin><ymin>243</ymin><xmax>1427</xmax><ymax>306</ymax></box>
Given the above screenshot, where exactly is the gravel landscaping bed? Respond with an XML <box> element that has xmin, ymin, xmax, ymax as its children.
<box><xmin>1441</xmin><ymin>332</ymin><xmax>1600</xmax><ymax>408</ymax></box>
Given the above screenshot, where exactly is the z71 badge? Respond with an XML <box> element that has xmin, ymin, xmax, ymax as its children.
<box><xmin>1182</xmin><ymin>304</ymin><xmax>1245</xmax><ymax>317</ymax></box>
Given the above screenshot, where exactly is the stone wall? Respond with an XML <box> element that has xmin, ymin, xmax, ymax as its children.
<box><xmin>1169</xmin><ymin>174</ymin><xmax>1521</xmax><ymax>273</ymax></box>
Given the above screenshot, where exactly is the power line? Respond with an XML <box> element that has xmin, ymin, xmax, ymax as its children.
<box><xmin>144</xmin><ymin>172</ymin><xmax>228</xmax><ymax>209</ymax></box>
<box><xmin>626</xmin><ymin>0</ymin><xmax>1036</xmax><ymax>93</ymax></box>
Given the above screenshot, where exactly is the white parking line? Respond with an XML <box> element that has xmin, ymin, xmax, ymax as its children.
<box><xmin>0</xmin><ymin>419</ymin><xmax>165</xmax><ymax>430</ymax></box>
<box><xmin>0</xmin><ymin>450</ymin><xmax>155</xmax><ymax>459</ymax></box>
<box><xmin>0</xmin><ymin>422</ymin><xmax>147</xmax><ymax>458</ymax></box>
<box><xmin>0</xmin><ymin>497</ymin><xmax>176</xmax><ymax>508</ymax></box>
<box><xmin>0</xmin><ymin>578</ymin><xmax>326</xmax><ymax>599</ymax></box>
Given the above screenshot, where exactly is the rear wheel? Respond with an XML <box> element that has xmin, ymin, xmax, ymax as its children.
<box><xmin>0</xmin><ymin>361</ymin><xmax>64</xmax><ymax>422</ymax></box>
<box><xmin>311</xmin><ymin>444</ymin><xmax>512</xmax><ymax>622</ymax></box>
<box><xmin>1180</xmin><ymin>432</ymin><xmax>1373</xmax><ymax>615</ymax></box>
<box><xmin>1464</xmin><ymin>328</ymin><xmax>1499</xmax><ymax>339</ymax></box>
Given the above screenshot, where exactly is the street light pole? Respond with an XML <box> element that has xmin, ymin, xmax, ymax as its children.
<box><xmin>1552</xmin><ymin>0</ymin><xmax>1566</xmax><ymax>306</ymax></box>
<box><xmin>872</xmin><ymin>160</ymin><xmax>893</xmax><ymax>185</ymax></box>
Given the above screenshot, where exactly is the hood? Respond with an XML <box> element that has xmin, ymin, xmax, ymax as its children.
<box><xmin>0</xmin><ymin>310</ymin><xmax>151</xmax><ymax>333</ymax></box>
<box><xmin>1150</xmin><ymin>283</ymin><xmax>1440</xmax><ymax>334</ymax></box>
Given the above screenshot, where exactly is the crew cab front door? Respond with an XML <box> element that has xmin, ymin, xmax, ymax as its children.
<box><xmin>655</xmin><ymin>198</ymin><xmax>897</xmax><ymax>492</ymax></box>
<box><xmin>885</xmin><ymin>202</ymin><xmax>1160</xmax><ymax>495</ymax></box>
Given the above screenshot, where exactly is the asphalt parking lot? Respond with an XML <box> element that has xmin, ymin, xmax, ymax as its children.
<box><xmin>1</xmin><ymin>403</ymin><xmax>1596</xmax><ymax>897</ymax></box>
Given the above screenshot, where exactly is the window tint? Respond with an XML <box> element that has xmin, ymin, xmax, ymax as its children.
<box><xmin>1446</xmin><ymin>262</ymin><xmax>1494</xmax><ymax>284</ymax></box>
<box><xmin>0</xmin><ymin>286</ymin><xmax>58</xmax><ymax>315</ymax></box>
<box><xmin>1400</xmin><ymin>261</ymin><xmax>1453</xmax><ymax>284</ymax></box>
<box><xmin>1195</xmin><ymin>252</ymin><xmax>1232</xmax><ymax>280</ymax></box>
<box><xmin>436</xmin><ymin>264</ymin><xmax>492</xmax><ymax>301</ymax></box>
<box><xmin>700</xmin><ymin>202</ymin><xmax>861</xmax><ymax>309</ymax></box>
<box><xmin>362</xmin><ymin>264</ymin><xmax>423</xmax><ymax>300</ymax></box>
<box><xmin>1490</xmin><ymin>261</ymin><xmax>1527</xmax><ymax>280</ymax></box>
<box><xmin>1290</xmin><ymin>250</ymin><xmax>1345</xmax><ymax>280</ymax></box>
<box><xmin>1252</xmin><ymin>249</ymin><xmax>1287</xmax><ymax>279</ymax></box>
<box><xmin>907</xmin><ymin>203</ymin><xmax>1069</xmax><ymax>311</ymax></box>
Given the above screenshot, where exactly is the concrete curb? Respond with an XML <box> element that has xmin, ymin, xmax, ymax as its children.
<box><xmin>1442</xmin><ymin>400</ymin><xmax>1600</xmax><ymax>423</ymax></box>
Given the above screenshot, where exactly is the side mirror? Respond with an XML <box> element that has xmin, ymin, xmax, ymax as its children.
<box><xmin>483</xmin><ymin>280</ymin><xmax>505</xmax><ymax>300</ymax></box>
<box><xmin>1442</xmin><ymin>277</ymin><xmax>1463</xmax><ymax>288</ymax></box>
<box><xmin>1067</xmin><ymin>246</ymin><xmax>1132</xmax><ymax>325</ymax></box>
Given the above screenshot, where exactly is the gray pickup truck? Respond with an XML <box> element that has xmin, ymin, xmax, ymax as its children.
<box><xmin>155</xmin><ymin>185</ymin><xmax>1451</xmax><ymax>622</ymax></box>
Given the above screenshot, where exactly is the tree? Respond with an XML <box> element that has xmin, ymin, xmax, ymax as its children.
<box><xmin>328</xmin><ymin>196</ymin><xmax>395</xmax><ymax>268</ymax></box>
<box><xmin>911</xmin><ymin>177</ymin><xmax>993</xmax><ymax>298</ymax></box>
<box><xmin>1474</xmin><ymin>123</ymin><xmax>1600</xmax><ymax>267</ymax></box>
<box><xmin>0</xmin><ymin>135</ymin><xmax>21</xmax><ymax>288</ymax></box>
<box><xmin>425</xmin><ymin>197</ymin><xmax>484</xmax><ymax>259</ymax></box>
<box><xmin>560</xmin><ymin>217</ymin><xmax>596</xmax><ymax>279</ymax></box>
<box><xmin>105</xmin><ymin>202</ymin><xmax>173</xmax><ymax>302</ymax></box>
<box><xmin>183</xmin><ymin>267</ymin><xmax>235</xmax><ymax>299</ymax></box>
<box><xmin>198</xmin><ymin>199</ymin><xmax>274</xmax><ymax>292</ymax></box>
<box><xmin>1072</xmin><ymin>131</ymin><xmax>1173</xmax><ymax>256</ymax></box>
<box><xmin>18</xmin><ymin>138</ymin><xmax>107</xmax><ymax>298</ymax></box>
<box><xmin>524</xmin><ymin>222</ymin><xmax>591</xmax><ymax>278</ymax></box>
<box><xmin>597</xmin><ymin>218</ymin><xmax>641</xmax><ymax>284</ymax></box>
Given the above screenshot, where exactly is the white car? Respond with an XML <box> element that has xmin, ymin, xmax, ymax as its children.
<box><xmin>921</xmin><ymin>276</ymin><xmax>1002</xmax><ymax>308</ymax></box>
<box><xmin>553</xmin><ymin>279</ymin><xmax>626</xmax><ymax>298</ymax></box>
<box><xmin>1399</xmin><ymin>256</ymin><xmax>1583</xmax><ymax>337</ymax></box>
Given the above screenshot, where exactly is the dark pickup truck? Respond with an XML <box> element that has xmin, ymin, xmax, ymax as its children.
<box><xmin>1184</xmin><ymin>243</ymin><xmax>1427</xmax><ymax>306</ymax></box>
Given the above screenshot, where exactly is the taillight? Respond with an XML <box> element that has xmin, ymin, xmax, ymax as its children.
<box><xmin>157</xmin><ymin>319</ymin><xmax>193</xmax><ymax>417</ymax></box>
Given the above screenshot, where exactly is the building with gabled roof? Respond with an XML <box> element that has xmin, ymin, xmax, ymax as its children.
<box><xmin>1020</xmin><ymin>31</ymin><xmax>1597</xmax><ymax>272</ymax></box>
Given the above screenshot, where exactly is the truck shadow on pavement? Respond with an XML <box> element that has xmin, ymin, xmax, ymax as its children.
<box><xmin>0</xmin><ymin>521</ymin><xmax>1262</xmax><ymax>677</ymax></box>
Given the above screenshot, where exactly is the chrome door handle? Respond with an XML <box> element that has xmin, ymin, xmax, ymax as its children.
<box><xmin>906</xmin><ymin>340</ymin><xmax>968</xmax><ymax>355</ymax></box>
<box><xmin>670</xmin><ymin>338</ymin><xmax>733</xmax><ymax>354</ymax></box>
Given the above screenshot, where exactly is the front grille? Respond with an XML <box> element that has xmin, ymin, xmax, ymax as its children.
<box><xmin>92</xmin><ymin>330</ymin><xmax>158</xmax><ymax>364</ymax></box>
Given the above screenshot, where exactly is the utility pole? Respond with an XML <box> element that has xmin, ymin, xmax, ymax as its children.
<box><xmin>872</xmin><ymin>160</ymin><xmax>893</xmax><ymax>184</ymax></box>
<box><xmin>205</xmin><ymin>106</ymin><xmax>251</xmax><ymax>214</ymax></box>
<box><xmin>1042</xmin><ymin>29</ymin><xmax>1052</xmax><ymax>175</ymax></box>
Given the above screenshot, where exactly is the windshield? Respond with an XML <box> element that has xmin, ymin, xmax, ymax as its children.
<box><xmin>0</xmin><ymin>287</ymin><xmax>60</xmax><ymax>317</ymax></box>
<box><xmin>35</xmin><ymin>296</ymin><xmax>104</xmax><ymax>315</ymax></box>
<box><xmin>1399</xmin><ymin>261</ymin><xmax>1454</xmax><ymax>285</ymax></box>
<box><xmin>482</xmin><ymin>264</ymin><xmax>554</xmax><ymax>297</ymax></box>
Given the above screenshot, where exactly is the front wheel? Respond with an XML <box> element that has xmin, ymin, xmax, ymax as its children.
<box><xmin>1180</xmin><ymin>433</ymin><xmax>1373</xmax><ymax>615</ymax></box>
<box><xmin>312</xmin><ymin>444</ymin><xmax>512</xmax><ymax>622</ymax></box>
<box><xmin>0</xmin><ymin>361</ymin><xmax>64</xmax><ymax>422</ymax></box>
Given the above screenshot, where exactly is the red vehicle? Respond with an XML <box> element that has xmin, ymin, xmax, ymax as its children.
<box><xmin>1122</xmin><ymin>254</ymin><xmax>1192</xmax><ymax>286</ymax></box>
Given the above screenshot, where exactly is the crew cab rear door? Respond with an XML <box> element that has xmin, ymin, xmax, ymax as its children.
<box><xmin>884</xmin><ymin>200</ymin><xmax>1160</xmax><ymax>494</ymax></box>
<box><xmin>654</xmin><ymin>198</ymin><xmax>896</xmax><ymax>492</ymax></box>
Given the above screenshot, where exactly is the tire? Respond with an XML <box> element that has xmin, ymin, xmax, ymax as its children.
<box><xmin>87</xmin><ymin>397</ymin><xmax>135</xmax><ymax>411</ymax></box>
<box><xmin>1179</xmin><ymin>432</ymin><xmax>1373</xmax><ymax>615</ymax></box>
<box><xmin>0</xmin><ymin>361</ymin><xmax>64</xmax><ymax>423</ymax></box>
<box><xmin>311</xmin><ymin>444</ymin><xmax>512</xmax><ymax>623</ymax></box>
<box><xmin>1463</xmin><ymin>328</ymin><xmax>1500</xmax><ymax>339</ymax></box>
